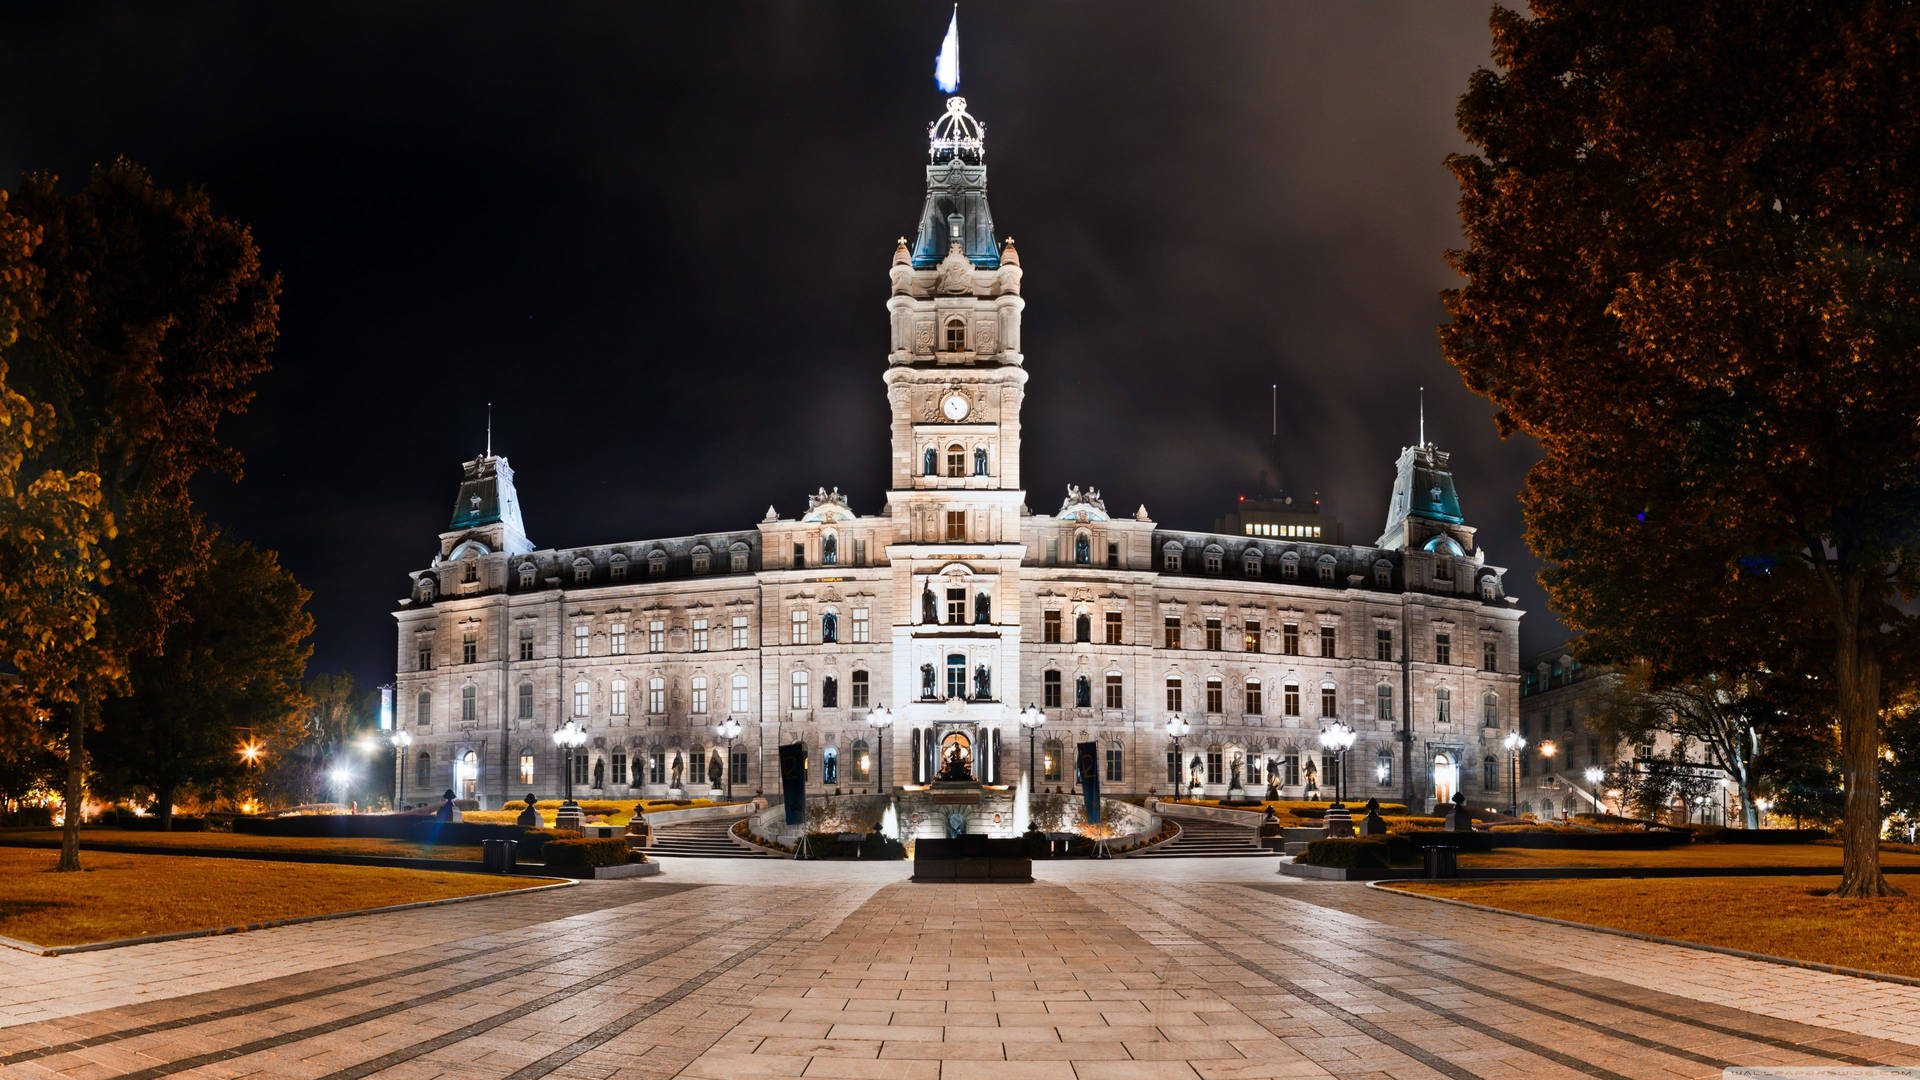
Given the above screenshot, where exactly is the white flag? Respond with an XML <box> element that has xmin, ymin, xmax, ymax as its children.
<box><xmin>934</xmin><ymin>8</ymin><xmax>960</xmax><ymax>94</ymax></box>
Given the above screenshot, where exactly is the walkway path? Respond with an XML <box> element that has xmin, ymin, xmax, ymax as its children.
<box><xmin>1</xmin><ymin>858</ymin><xmax>1916</xmax><ymax>1079</ymax></box>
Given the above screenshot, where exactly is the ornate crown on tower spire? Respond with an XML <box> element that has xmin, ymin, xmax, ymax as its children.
<box><xmin>928</xmin><ymin>96</ymin><xmax>985</xmax><ymax>163</ymax></box>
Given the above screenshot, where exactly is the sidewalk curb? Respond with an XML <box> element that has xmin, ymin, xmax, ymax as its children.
<box><xmin>0</xmin><ymin>879</ymin><xmax>575</xmax><ymax>958</ymax></box>
<box><xmin>1368</xmin><ymin>879</ymin><xmax>1920</xmax><ymax>989</ymax></box>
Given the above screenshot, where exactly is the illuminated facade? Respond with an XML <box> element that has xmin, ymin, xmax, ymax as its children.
<box><xmin>391</xmin><ymin>95</ymin><xmax>1523</xmax><ymax>812</ymax></box>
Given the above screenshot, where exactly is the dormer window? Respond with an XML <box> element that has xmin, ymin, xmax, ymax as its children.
<box><xmin>609</xmin><ymin>554</ymin><xmax>628</xmax><ymax>582</ymax></box>
<box><xmin>572</xmin><ymin>558</ymin><xmax>591</xmax><ymax>585</ymax></box>
<box><xmin>1480</xmin><ymin>574</ymin><xmax>1498</xmax><ymax>600</ymax></box>
<box><xmin>944</xmin><ymin>317</ymin><xmax>966</xmax><ymax>352</ymax></box>
<box><xmin>1374</xmin><ymin>559</ymin><xmax>1392</xmax><ymax>588</ymax></box>
<box><xmin>518</xmin><ymin>563</ymin><xmax>536</xmax><ymax>587</ymax></box>
<box><xmin>1161</xmin><ymin>542</ymin><xmax>1183</xmax><ymax>572</ymax></box>
<box><xmin>1317</xmin><ymin>555</ymin><xmax>1337</xmax><ymax>585</ymax></box>
<box><xmin>648</xmin><ymin>550</ymin><xmax>667</xmax><ymax>576</ymax></box>
<box><xmin>462</xmin><ymin>560</ymin><xmax>478</xmax><ymax>584</ymax></box>
<box><xmin>1243</xmin><ymin>550</ymin><xmax>1262</xmax><ymax>577</ymax></box>
<box><xmin>1280</xmin><ymin>552</ymin><xmax>1299</xmax><ymax>580</ymax></box>
<box><xmin>730</xmin><ymin>542</ymin><xmax>750</xmax><ymax>572</ymax></box>
<box><xmin>692</xmin><ymin>545</ymin><xmax>712</xmax><ymax>574</ymax></box>
<box><xmin>1203</xmin><ymin>544</ymin><xmax>1223</xmax><ymax>574</ymax></box>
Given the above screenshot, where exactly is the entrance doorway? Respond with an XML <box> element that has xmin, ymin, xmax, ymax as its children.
<box><xmin>459</xmin><ymin>751</ymin><xmax>478</xmax><ymax>801</ymax></box>
<box><xmin>1432</xmin><ymin>751</ymin><xmax>1457</xmax><ymax>808</ymax></box>
<box><xmin>936</xmin><ymin>731</ymin><xmax>975</xmax><ymax>781</ymax></box>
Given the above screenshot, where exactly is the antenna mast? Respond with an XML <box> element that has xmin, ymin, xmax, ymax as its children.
<box><xmin>486</xmin><ymin>402</ymin><xmax>493</xmax><ymax>458</ymax></box>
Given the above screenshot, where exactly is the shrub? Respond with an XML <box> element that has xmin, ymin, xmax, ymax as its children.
<box><xmin>0</xmin><ymin>805</ymin><xmax>53</xmax><ymax>827</ymax></box>
<box><xmin>1301</xmin><ymin>838</ymin><xmax>1391</xmax><ymax>868</ymax></box>
<box><xmin>1693</xmin><ymin>826</ymin><xmax>1833</xmax><ymax>844</ymax></box>
<box><xmin>539</xmin><ymin>837</ymin><xmax>633</xmax><ymax>868</ymax></box>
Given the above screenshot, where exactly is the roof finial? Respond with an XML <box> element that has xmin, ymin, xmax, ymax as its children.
<box><xmin>1418</xmin><ymin>386</ymin><xmax>1425</xmax><ymax>449</ymax></box>
<box><xmin>486</xmin><ymin>402</ymin><xmax>493</xmax><ymax>458</ymax></box>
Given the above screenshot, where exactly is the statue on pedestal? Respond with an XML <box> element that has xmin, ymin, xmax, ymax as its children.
<box><xmin>922</xmin><ymin>585</ymin><xmax>937</xmax><ymax>625</ymax></box>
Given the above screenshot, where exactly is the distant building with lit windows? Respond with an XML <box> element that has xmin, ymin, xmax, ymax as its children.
<box><xmin>390</xmin><ymin>93</ymin><xmax>1524</xmax><ymax>812</ymax></box>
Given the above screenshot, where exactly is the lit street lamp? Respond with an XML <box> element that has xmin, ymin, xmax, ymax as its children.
<box><xmin>1583</xmin><ymin>765</ymin><xmax>1604</xmax><ymax>815</ymax></box>
<box><xmin>1020</xmin><ymin>704</ymin><xmax>1046</xmax><ymax>792</ymax></box>
<box><xmin>866</xmin><ymin>704</ymin><xmax>893</xmax><ymax>792</ymax></box>
<box><xmin>1503</xmin><ymin>729</ymin><xmax>1527</xmax><ymax>817</ymax></box>
<box><xmin>391</xmin><ymin>729</ymin><xmax>414</xmax><ymax>810</ymax></box>
<box><xmin>1165</xmin><ymin>714</ymin><xmax>1191</xmax><ymax>797</ymax></box>
<box><xmin>328</xmin><ymin>764</ymin><xmax>354</xmax><ymax>805</ymax></box>
<box><xmin>237</xmin><ymin>737</ymin><xmax>265</xmax><ymax>815</ymax></box>
<box><xmin>1318</xmin><ymin>721</ymin><xmax>1355</xmax><ymax>802</ymax></box>
<box><xmin>552</xmin><ymin>719</ymin><xmax>587</xmax><ymax>805</ymax></box>
<box><xmin>715</xmin><ymin>717</ymin><xmax>744</xmax><ymax>800</ymax></box>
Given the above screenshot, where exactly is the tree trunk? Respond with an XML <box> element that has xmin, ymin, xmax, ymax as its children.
<box><xmin>156</xmin><ymin>787</ymin><xmax>175</xmax><ymax>832</ymax></box>
<box><xmin>1741</xmin><ymin>790</ymin><xmax>1759</xmax><ymax>830</ymax></box>
<box><xmin>1832</xmin><ymin>589</ymin><xmax>1899</xmax><ymax>898</ymax></box>
<box><xmin>55</xmin><ymin>691</ymin><xmax>88</xmax><ymax>872</ymax></box>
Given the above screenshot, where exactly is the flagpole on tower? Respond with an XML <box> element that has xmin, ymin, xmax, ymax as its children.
<box><xmin>935</xmin><ymin>5</ymin><xmax>960</xmax><ymax>94</ymax></box>
<box><xmin>486</xmin><ymin>402</ymin><xmax>493</xmax><ymax>458</ymax></box>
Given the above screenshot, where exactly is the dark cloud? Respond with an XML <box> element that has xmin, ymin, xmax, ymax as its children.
<box><xmin>0</xmin><ymin>1</ymin><xmax>1566</xmax><ymax>688</ymax></box>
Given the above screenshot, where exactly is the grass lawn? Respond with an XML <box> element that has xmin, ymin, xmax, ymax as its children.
<box><xmin>0</xmin><ymin>828</ymin><xmax>484</xmax><ymax>860</ymax></box>
<box><xmin>1460</xmin><ymin>842</ymin><xmax>1920</xmax><ymax>869</ymax></box>
<box><xmin>1386</xmin><ymin>876</ymin><xmax>1920</xmax><ymax>979</ymax></box>
<box><xmin>0</xmin><ymin>848</ymin><xmax>555</xmax><ymax>948</ymax></box>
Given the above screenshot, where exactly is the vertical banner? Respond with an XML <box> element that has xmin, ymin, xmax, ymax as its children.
<box><xmin>379</xmin><ymin>685</ymin><xmax>394</xmax><ymax>731</ymax></box>
<box><xmin>778</xmin><ymin>742</ymin><xmax>808</xmax><ymax>827</ymax></box>
<box><xmin>1077</xmin><ymin>740</ymin><xmax>1101</xmax><ymax>825</ymax></box>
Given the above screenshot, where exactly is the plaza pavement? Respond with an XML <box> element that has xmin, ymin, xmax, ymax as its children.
<box><xmin>2</xmin><ymin>858</ymin><xmax>1919</xmax><ymax>1079</ymax></box>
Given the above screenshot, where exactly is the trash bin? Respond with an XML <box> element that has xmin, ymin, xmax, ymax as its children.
<box><xmin>1423</xmin><ymin>845</ymin><xmax>1458</xmax><ymax>879</ymax></box>
<box><xmin>481</xmin><ymin>838</ymin><xmax>519</xmax><ymax>873</ymax></box>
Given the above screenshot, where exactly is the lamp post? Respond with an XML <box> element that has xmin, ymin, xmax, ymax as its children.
<box><xmin>391</xmin><ymin>730</ymin><xmax>413</xmax><ymax>810</ymax></box>
<box><xmin>1583</xmin><ymin>765</ymin><xmax>1604</xmax><ymax>816</ymax></box>
<box><xmin>1503</xmin><ymin>729</ymin><xmax>1527</xmax><ymax>817</ymax></box>
<box><xmin>1020</xmin><ymin>704</ymin><xmax>1046</xmax><ymax>792</ymax></box>
<box><xmin>866</xmin><ymin>704</ymin><xmax>893</xmax><ymax>792</ymax></box>
<box><xmin>552</xmin><ymin>719</ymin><xmax>587</xmax><ymax>805</ymax></box>
<box><xmin>237</xmin><ymin>737</ymin><xmax>265</xmax><ymax>814</ymax></box>
<box><xmin>1164</xmin><ymin>714</ymin><xmax>1190</xmax><ymax>798</ymax></box>
<box><xmin>715</xmin><ymin>717</ymin><xmax>743</xmax><ymax>801</ymax></box>
<box><xmin>1318</xmin><ymin>721</ymin><xmax>1355</xmax><ymax>802</ymax></box>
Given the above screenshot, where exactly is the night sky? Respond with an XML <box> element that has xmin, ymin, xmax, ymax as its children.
<box><xmin>0</xmin><ymin>2</ymin><xmax>1566</xmax><ymax>691</ymax></box>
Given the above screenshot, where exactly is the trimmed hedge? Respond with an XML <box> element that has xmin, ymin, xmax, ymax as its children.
<box><xmin>232</xmin><ymin>814</ymin><xmax>579</xmax><ymax>857</ymax></box>
<box><xmin>540</xmin><ymin>837</ymin><xmax>636</xmax><ymax>868</ymax></box>
<box><xmin>1692</xmin><ymin>826</ymin><xmax>1833</xmax><ymax>844</ymax></box>
<box><xmin>1393</xmin><ymin>827</ymin><xmax>1689</xmax><ymax>851</ymax></box>
<box><xmin>1301</xmin><ymin>837</ymin><xmax>1397</xmax><ymax>868</ymax></box>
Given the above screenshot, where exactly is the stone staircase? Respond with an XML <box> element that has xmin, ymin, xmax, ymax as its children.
<box><xmin>1131</xmin><ymin>815</ymin><xmax>1274</xmax><ymax>858</ymax></box>
<box><xmin>645</xmin><ymin>817</ymin><xmax>777</xmax><ymax>858</ymax></box>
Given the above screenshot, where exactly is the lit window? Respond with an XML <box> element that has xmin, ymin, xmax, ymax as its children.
<box><xmin>519</xmin><ymin>752</ymin><xmax>534</xmax><ymax>785</ymax></box>
<box><xmin>1243</xmin><ymin>620</ymin><xmax>1260</xmax><ymax>653</ymax></box>
<box><xmin>944</xmin><ymin>317</ymin><xmax>966</xmax><ymax>352</ymax></box>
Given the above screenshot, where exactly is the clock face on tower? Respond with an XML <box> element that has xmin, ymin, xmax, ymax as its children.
<box><xmin>942</xmin><ymin>392</ymin><xmax>970</xmax><ymax>421</ymax></box>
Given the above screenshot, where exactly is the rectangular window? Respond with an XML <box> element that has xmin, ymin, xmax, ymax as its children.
<box><xmin>649</xmin><ymin>752</ymin><xmax>666</xmax><ymax>785</ymax></box>
<box><xmin>611</xmin><ymin>683</ymin><xmax>628</xmax><ymax>715</ymax></box>
<box><xmin>946</xmin><ymin>588</ymin><xmax>966</xmax><ymax>625</ymax></box>
<box><xmin>1284</xmin><ymin>754</ymin><xmax>1300</xmax><ymax>785</ymax></box>
<box><xmin>1106</xmin><ymin>747</ymin><xmax>1123</xmax><ymax>783</ymax></box>
<box><xmin>691</xmin><ymin>680</ymin><xmax>708</xmax><ymax>714</ymax></box>
<box><xmin>1243</xmin><ymin>621</ymin><xmax>1260</xmax><ymax>653</ymax></box>
<box><xmin>460</xmin><ymin>691</ymin><xmax>475</xmax><ymax>723</ymax></box>
<box><xmin>418</xmin><ymin>643</ymin><xmax>432</xmax><ymax>671</ymax></box>
<box><xmin>518</xmin><ymin>629</ymin><xmax>534</xmax><ymax>661</ymax></box>
<box><xmin>1282</xmin><ymin>623</ymin><xmax>1300</xmax><ymax>655</ymax></box>
<box><xmin>1435</xmin><ymin>632</ymin><xmax>1452</xmax><ymax>666</ymax></box>
<box><xmin>574</xmin><ymin>684</ymin><xmax>589</xmax><ymax>716</ymax></box>
<box><xmin>1205</xmin><ymin>618</ymin><xmax>1222</xmax><ymax>651</ymax></box>
<box><xmin>648</xmin><ymin>620</ymin><xmax>665</xmax><ymax>652</ymax></box>
<box><xmin>1046</xmin><ymin>538</ymin><xmax>1058</xmax><ymax>563</ymax></box>
<box><xmin>610</xmin><ymin>622</ymin><xmax>627</xmax><ymax>655</ymax></box>
<box><xmin>851</xmin><ymin>609</ymin><xmax>870</xmax><ymax>644</ymax></box>
<box><xmin>1378</xmin><ymin>684</ymin><xmax>1393</xmax><ymax>721</ymax></box>
<box><xmin>1043</xmin><ymin>670</ymin><xmax>1061</xmax><ymax>708</ymax></box>
<box><xmin>1206</xmin><ymin>750</ymin><xmax>1223</xmax><ymax>785</ymax></box>
<box><xmin>1376</xmin><ymin>628</ymin><xmax>1393</xmax><ymax>662</ymax></box>
<box><xmin>1206</xmin><ymin>681</ymin><xmax>1223</xmax><ymax>713</ymax></box>
<box><xmin>519</xmin><ymin>753</ymin><xmax>534</xmax><ymax>785</ymax></box>
<box><xmin>1163</xmin><ymin>616</ymin><xmax>1181</xmax><ymax>649</ymax></box>
<box><xmin>945</xmin><ymin>511</ymin><xmax>966</xmax><ymax>542</ymax></box>
<box><xmin>1166</xmin><ymin>750</ymin><xmax>1180</xmax><ymax>784</ymax></box>
<box><xmin>731</xmin><ymin>615</ymin><xmax>749</xmax><ymax>650</ymax></box>
<box><xmin>1107</xmin><ymin>542</ymin><xmax>1119</xmax><ymax>568</ymax></box>
<box><xmin>731</xmin><ymin>677</ymin><xmax>750</xmax><ymax>713</ymax></box>
<box><xmin>573</xmin><ymin>625</ymin><xmax>590</xmax><ymax>658</ymax></box>
<box><xmin>731</xmin><ymin>748</ymin><xmax>749</xmax><ymax>785</ymax></box>
<box><xmin>1284</xmin><ymin>684</ymin><xmax>1301</xmax><ymax>716</ymax></box>
<box><xmin>461</xmin><ymin>631</ymin><xmax>477</xmax><ymax>665</ymax></box>
<box><xmin>1165</xmin><ymin>678</ymin><xmax>1182</xmax><ymax>712</ymax></box>
<box><xmin>790</xmin><ymin>609</ymin><xmax>808</xmax><ymax>645</ymax></box>
<box><xmin>1320</xmin><ymin>625</ymin><xmax>1336</xmax><ymax>659</ymax></box>
<box><xmin>1105</xmin><ymin>612</ymin><xmax>1123</xmax><ymax>645</ymax></box>
<box><xmin>792</xmin><ymin>542</ymin><xmax>805</xmax><ymax>569</ymax></box>
<box><xmin>574</xmin><ymin>753</ymin><xmax>589</xmax><ymax>786</ymax></box>
<box><xmin>518</xmin><ymin>683</ymin><xmax>533</xmax><ymax>719</ymax></box>
<box><xmin>649</xmin><ymin>680</ymin><xmax>665</xmax><ymax>714</ymax></box>
<box><xmin>1321</xmin><ymin>685</ymin><xmax>1338</xmax><ymax>718</ymax></box>
<box><xmin>1483</xmin><ymin>641</ymin><xmax>1498</xmax><ymax>671</ymax></box>
<box><xmin>691</xmin><ymin>618</ymin><xmax>708</xmax><ymax>652</ymax></box>
<box><xmin>1105</xmin><ymin>674</ymin><xmax>1123</xmax><ymax>709</ymax></box>
<box><xmin>1245</xmin><ymin>682</ymin><xmax>1263</xmax><ymax>715</ymax></box>
<box><xmin>1043</xmin><ymin>610</ymin><xmax>1062</xmax><ymax>644</ymax></box>
<box><xmin>851</xmin><ymin>673</ymin><xmax>870</xmax><ymax>709</ymax></box>
<box><xmin>611</xmin><ymin>751</ymin><xmax>627</xmax><ymax>785</ymax></box>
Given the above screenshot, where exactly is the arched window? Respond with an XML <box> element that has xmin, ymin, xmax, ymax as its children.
<box><xmin>974</xmin><ymin>447</ymin><xmax>989</xmax><ymax>475</ymax></box>
<box><xmin>946</xmin><ymin>444</ymin><xmax>966</xmax><ymax>478</ymax></box>
<box><xmin>1043</xmin><ymin>738</ymin><xmax>1063</xmax><ymax>781</ymax></box>
<box><xmin>822</xmin><ymin>746</ymin><xmax>839</xmax><ymax>785</ymax></box>
<box><xmin>610</xmin><ymin>679</ymin><xmax>628</xmax><ymax>716</ymax></box>
<box><xmin>822</xmin><ymin>611</ymin><xmax>838</xmax><ymax>643</ymax></box>
<box><xmin>517</xmin><ymin>682</ymin><xmax>533</xmax><ymax>719</ymax></box>
<box><xmin>822</xmin><ymin>534</ymin><xmax>838</xmax><ymax>565</ymax></box>
<box><xmin>822</xmin><ymin>675</ymin><xmax>839</xmax><ymax>709</ymax></box>
<box><xmin>1435</xmin><ymin>686</ymin><xmax>1452</xmax><ymax>724</ymax></box>
<box><xmin>417</xmin><ymin>752</ymin><xmax>431</xmax><ymax>786</ymax></box>
<box><xmin>1484</xmin><ymin>754</ymin><xmax>1498</xmax><ymax>789</ymax></box>
<box><xmin>519</xmin><ymin>563</ymin><xmax>536</xmax><ymax>587</ymax></box>
<box><xmin>1483</xmin><ymin>691</ymin><xmax>1499</xmax><ymax>727</ymax></box>
<box><xmin>1162</xmin><ymin>542</ymin><xmax>1183</xmax><ymax>572</ymax></box>
<box><xmin>519</xmin><ymin>749</ymin><xmax>535</xmax><ymax>785</ymax></box>
<box><xmin>944</xmin><ymin>317</ymin><xmax>966</xmax><ymax>352</ymax></box>
<box><xmin>690</xmin><ymin>676</ymin><xmax>708</xmax><ymax>714</ymax></box>
<box><xmin>1074</xmin><ymin>612</ymin><xmax>1091</xmax><ymax>642</ymax></box>
<box><xmin>852</xmin><ymin>739</ymin><xmax>871</xmax><ymax>782</ymax></box>
<box><xmin>923</xmin><ymin>447</ymin><xmax>938</xmax><ymax>476</ymax></box>
<box><xmin>731</xmin><ymin>672</ymin><xmax>750</xmax><ymax>712</ymax></box>
<box><xmin>418</xmin><ymin>577</ymin><xmax>436</xmax><ymax>602</ymax></box>
<box><xmin>1075</xmin><ymin>674</ymin><xmax>1091</xmax><ymax>709</ymax></box>
<box><xmin>416</xmin><ymin>691</ymin><xmax>431</xmax><ymax>726</ymax></box>
<box><xmin>1376</xmin><ymin>747</ymin><xmax>1393</xmax><ymax>785</ymax></box>
<box><xmin>1075</xmin><ymin>534</ymin><xmax>1091</xmax><ymax>564</ymax></box>
<box><xmin>648</xmin><ymin>550</ymin><xmax>667</xmax><ymax>576</ymax></box>
<box><xmin>1280</xmin><ymin>551</ymin><xmax>1300</xmax><ymax>580</ymax></box>
<box><xmin>460</xmin><ymin>685</ymin><xmax>476</xmax><ymax>722</ymax></box>
<box><xmin>946</xmin><ymin>654</ymin><xmax>967</xmax><ymax>700</ymax></box>
<box><xmin>791</xmin><ymin>670</ymin><xmax>810</xmax><ymax>709</ymax></box>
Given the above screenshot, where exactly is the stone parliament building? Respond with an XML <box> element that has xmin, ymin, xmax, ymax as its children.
<box><xmin>391</xmin><ymin>95</ymin><xmax>1523</xmax><ymax>813</ymax></box>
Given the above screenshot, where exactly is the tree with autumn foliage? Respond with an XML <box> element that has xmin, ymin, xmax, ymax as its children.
<box><xmin>1</xmin><ymin>160</ymin><xmax>280</xmax><ymax>869</ymax></box>
<box><xmin>92</xmin><ymin>538</ymin><xmax>313</xmax><ymax>829</ymax></box>
<box><xmin>1443</xmin><ymin>2</ymin><xmax>1920</xmax><ymax>895</ymax></box>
